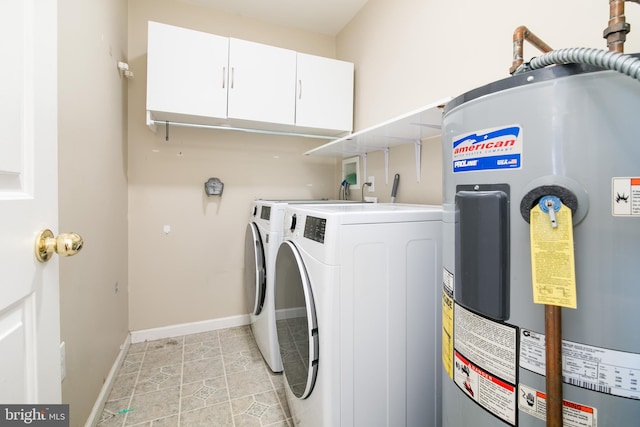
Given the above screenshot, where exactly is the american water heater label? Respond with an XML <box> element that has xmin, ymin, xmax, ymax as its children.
<box><xmin>520</xmin><ymin>329</ymin><xmax>640</xmax><ymax>400</ymax></box>
<box><xmin>452</xmin><ymin>125</ymin><xmax>522</xmax><ymax>173</ymax></box>
<box><xmin>612</xmin><ymin>177</ymin><xmax>640</xmax><ymax>216</ymax></box>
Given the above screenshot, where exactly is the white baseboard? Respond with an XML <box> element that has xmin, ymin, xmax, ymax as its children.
<box><xmin>129</xmin><ymin>314</ymin><xmax>250</xmax><ymax>344</ymax></box>
<box><xmin>84</xmin><ymin>334</ymin><xmax>131</xmax><ymax>427</ymax></box>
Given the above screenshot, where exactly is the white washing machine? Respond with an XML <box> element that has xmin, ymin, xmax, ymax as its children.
<box><xmin>274</xmin><ymin>203</ymin><xmax>443</xmax><ymax>426</ymax></box>
<box><xmin>244</xmin><ymin>199</ymin><xmax>360</xmax><ymax>372</ymax></box>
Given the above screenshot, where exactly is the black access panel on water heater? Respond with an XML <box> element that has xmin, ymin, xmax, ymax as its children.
<box><xmin>455</xmin><ymin>183</ymin><xmax>510</xmax><ymax>321</ymax></box>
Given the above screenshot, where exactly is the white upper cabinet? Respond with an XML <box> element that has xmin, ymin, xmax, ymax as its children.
<box><xmin>295</xmin><ymin>53</ymin><xmax>354</xmax><ymax>133</ymax></box>
<box><xmin>146</xmin><ymin>21</ymin><xmax>229</xmax><ymax>123</ymax></box>
<box><xmin>146</xmin><ymin>21</ymin><xmax>354</xmax><ymax>138</ymax></box>
<box><xmin>227</xmin><ymin>38</ymin><xmax>297</xmax><ymax>126</ymax></box>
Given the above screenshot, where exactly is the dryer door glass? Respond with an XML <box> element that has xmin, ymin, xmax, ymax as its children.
<box><xmin>274</xmin><ymin>241</ymin><xmax>318</xmax><ymax>399</ymax></box>
<box><xmin>244</xmin><ymin>222</ymin><xmax>266</xmax><ymax>315</ymax></box>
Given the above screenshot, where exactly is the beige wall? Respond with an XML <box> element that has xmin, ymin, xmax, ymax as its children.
<box><xmin>58</xmin><ymin>0</ymin><xmax>129</xmax><ymax>424</ymax></box>
<box><xmin>335</xmin><ymin>0</ymin><xmax>640</xmax><ymax>205</ymax></box>
<box><xmin>340</xmin><ymin>0</ymin><xmax>640</xmax><ymax>129</ymax></box>
<box><xmin>127</xmin><ymin>0</ymin><xmax>340</xmax><ymax>331</ymax></box>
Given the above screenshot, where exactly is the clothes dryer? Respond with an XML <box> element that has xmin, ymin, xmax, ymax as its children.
<box><xmin>274</xmin><ymin>203</ymin><xmax>443</xmax><ymax>426</ymax></box>
<box><xmin>244</xmin><ymin>199</ymin><xmax>360</xmax><ymax>372</ymax></box>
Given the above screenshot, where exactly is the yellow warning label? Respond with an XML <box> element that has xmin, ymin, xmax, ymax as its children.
<box><xmin>442</xmin><ymin>268</ymin><xmax>454</xmax><ymax>379</ymax></box>
<box><xmin>442</xmin><ymin>291</ymin><xmax>454</xmax><ymax>379</ymax></box>
<box><xmin>530</xmin><ymin>203</ymin><xmax>577</xmax><ymax>308</ymax></box>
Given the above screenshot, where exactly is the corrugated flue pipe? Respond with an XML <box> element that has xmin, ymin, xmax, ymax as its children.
<box><xmin>509</xmin><ymin>26</ymin><xmax>553</xmax><ymax>74</ymax></box>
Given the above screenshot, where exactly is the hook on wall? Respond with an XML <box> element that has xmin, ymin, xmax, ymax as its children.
<box><xmin>204</xmin><ymin>178</ymin><xmax>224</xmax><ymax>196</ymax></box>
<box><xmin>117</xmin><ymin>61</ymin><xmax>134</xmax><ymax>78</ymax></box>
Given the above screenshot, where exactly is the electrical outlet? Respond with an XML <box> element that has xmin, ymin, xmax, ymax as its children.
<box><xmin>60</xmin><ymin>342</ymin><xmax>66</xmax><ymax>381</ymax></box>
<box><xmin>367</xmin><ymin>176</ymin><xmax>375</xmax><ymax>192</ymax></box>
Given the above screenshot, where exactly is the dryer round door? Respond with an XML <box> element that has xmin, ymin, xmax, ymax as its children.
<box><xmin>274</xmin><ymin>240</ymin><xmax>318</xmax><ymax>399</ymax></box>
<box><xmin>244</xmin><ymin>222</ymin><xmax>266</xmax><ymax>315</ymax></box>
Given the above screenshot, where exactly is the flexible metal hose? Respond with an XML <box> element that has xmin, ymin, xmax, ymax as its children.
<box><xmin>525</xmin><ymin>47</ymin><xmax>640</xmax><ymax>81</ymax></box>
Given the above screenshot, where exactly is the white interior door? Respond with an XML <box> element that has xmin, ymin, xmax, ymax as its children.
<box><xmin>0</xmin><ymin>0</ymin><xmax>62</xmax><ymax>403</ymax></box>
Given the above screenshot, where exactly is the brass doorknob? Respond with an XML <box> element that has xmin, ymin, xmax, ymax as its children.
<box><xmin>35</xmin><ymin>229</ymin><xmax>84</xmax><ymax>263</ymax></box>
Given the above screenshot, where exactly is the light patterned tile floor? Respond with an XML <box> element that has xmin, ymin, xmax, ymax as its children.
<box><xmin>97</xmin><ymin>326</ymin><xmax>291</xmax><ymax>427</ymax></box>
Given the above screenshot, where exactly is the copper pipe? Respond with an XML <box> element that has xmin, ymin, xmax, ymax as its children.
<box><xmin>604</xmin><ymin>0</ymin><xmax>630</xmax><ymax>52</ymax></box>
<box><xmin>545</xmin><ymin>305</ymin><xmax>563</xmax><ymax>427</ymax></box>
<box><xmin>509</xmin><ymin>26</ymin><xmax>553</xmax><ymax>74</ymax></box>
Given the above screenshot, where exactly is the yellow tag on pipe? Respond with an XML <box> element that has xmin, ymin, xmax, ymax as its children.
<box><xmin>530</xmin><ymin>198</ymin><xmax>577</xmax><ymax>308</ymax></box>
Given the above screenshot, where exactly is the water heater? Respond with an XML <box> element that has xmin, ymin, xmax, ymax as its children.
<box><xmin>441</xmin><ymin>61</ymin><xmax>640</xmax><ymax>426</ymax></box>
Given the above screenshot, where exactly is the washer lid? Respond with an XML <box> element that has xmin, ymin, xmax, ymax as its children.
<box><xmin>275</xmin><ymin>240</ymin><xmax>318</xmax><ymax>399</ymax></box>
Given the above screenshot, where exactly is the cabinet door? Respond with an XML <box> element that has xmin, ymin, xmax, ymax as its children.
<box><xmin>228</xmin><ymin>38</ymin><xmax>296</xmax><ymax>125</ymax></box>
<box><xmin>146</xmin><ymin>21</ymin><xmax>229</xmax><ymax>121</ymax></box>
<box><xmin>295</xmin><ymin>53</ymin><xmax>354</xmax><ymax>132</ymax></box>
